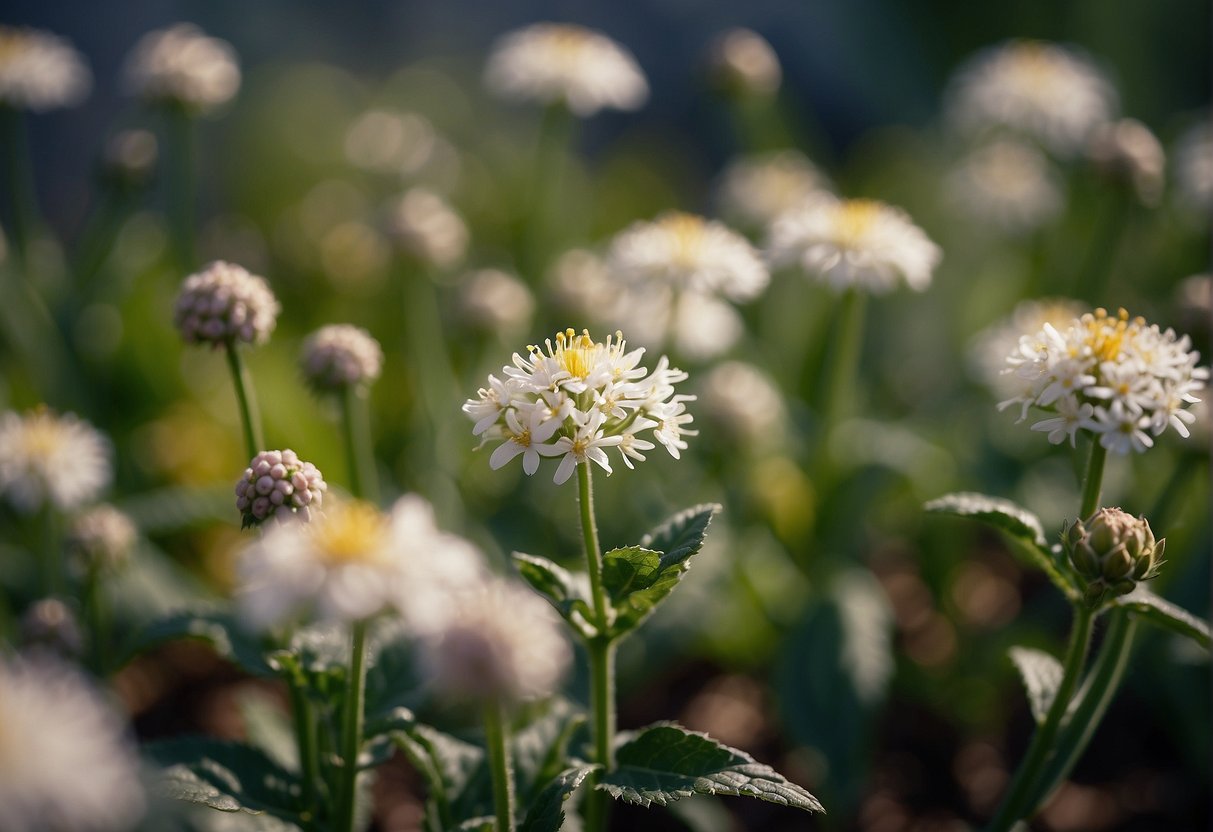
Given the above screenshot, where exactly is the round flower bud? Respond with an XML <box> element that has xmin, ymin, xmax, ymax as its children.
<box><xmin>235</xmin><ymin>449</ymin><xmax>327</xmax><ymax>527</ymax></box>
<box><xmin>66</xmin><ymin>505</ymin><xmax>137</xmax><ymax>575</ymax></box>
<box><xmin>19</xmin><ymin>599</ymin><xmax>83</xmax><ymax>659</ymax></box>
<box><xmin>173</xmin><ymin>260</ymin><xmax>280</xmax><ymax>347</ymax></box>
<box><xmin>1064</xmin><ymin>508</ymin><xmax>1164</xmax><ymax>604</ymax></box>
<box><xmin>300</xmin><ymin>324</ymin><xmax>383</xmax><ymax>392</ymax></box>
<box><xmin>123</xmin><ymin>23</ymin><xmax>240</xmax><ymax>113</ymax></box>
<box><xmin>705</xmin><ymin>28</ymin><xmax>781</xmax><ymax>97</ymax></box>
<box><xmin>1087</xmin><ymin>118</ymin><xmax>1165</xmax><ymax>206</ymax></box>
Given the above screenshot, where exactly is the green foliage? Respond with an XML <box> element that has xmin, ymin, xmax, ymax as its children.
<box><xmin>1008</xmin><ymin>646</ymin><xmax>1063</xmax><ymax>724</ymax></box>
<box><xmin>520</xmin><ymin>766</ymin><xmax>597</xmax><ymax>832</ymax></box>
<box><xmin>394</xmin><ymin>724</ymin><xmax>486</xmax><ymax>832</ymax></box>
<box><xmin>513</xmin><ymin>552</ymin><xmax>597</xmax><ymax>639</ymax></box>
<box><xmin>1112</xmin><ymin>586</ymin><xmax>1211</xmax><ymax>649</ymax></box>
<box><xmin>599</xmin><ymin>723</ymin><xmax>824</xmax><ymax>812</ymax></box>
<box><xmin>639</xmin><ymin>503</ymin><xmax>722</xmax><ymax>564</ymax></box>
<box><xmin>512</xmin><ymin>698</ymin><xmax>587</xmax><ymax>805</ymax></box>
<box><xmin>119</xmin><ymin>609</ymin><xmax>273</xmax><ymax>677</ymax></box>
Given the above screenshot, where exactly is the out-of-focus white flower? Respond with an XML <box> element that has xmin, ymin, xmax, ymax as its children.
<box><xmin>236</xmin><ymin>495</ymin><xmax>485</xmax><ymax>631</ymax></box>
<box><xmin>547</xmin><ymin>247</ymin><xmax>617</xmax><ymax>317</ymax></box>
<box><xmin>0</xmin><ymin>409</ymin><xmax>111</xmax><ymax>514</ymax></box>
<box><xmin>174</xmin><ymin>260</ymin><xmax>280</xmax><ymax>347</ymax></box>
<box><xmin>19</xmin><ymin>599</ymin><xmax>83</xmax><ymax>659</ymax></box>
<box><xmin>945</xmin><ymin>139</ymin><xmax>1064</xmax><ymax>235</ymax></box>
<box><xmin>969</xmin><ymin>298</ymin><xmax>1086</xmax><ymax>396</ymax></box>
<box><xmin>705</xmin><ymin>28</ymin><xmax>781</xmax><ymax>97</ymax></box>
<box><xmin>464</xmin><ymin>328</ymin><xmax>695</xmax><ymax>484</ymax></box>
<box><xmin>420</xmin><ymin>576</ymin><xmax>570</xmax><ymax>703</ymax></box>
<box><xmin>300</xmin><ymin>324</ymin><xmax>383</xmax><ymax>392</ymax></box>
<box><xmin>0</xmin><ymin>657</ymin><xmax>145</xmax><ymax>832</ymax></box>
<box><xmin>485</xmin><ymin>23</ymin><xmax>647</xmax><ymax>116</ymax></box>
<box><xmin>945</xmin><ymin>40</ymin><xmax>1117</xmax><ymax>155</ymax></box>
<box><xmin>1001</xmin><ymin>307</ymin><xmax>1209</xmax><ymax>453</ymax></box>
<box><xmin>386</xmin><ymin>187</ymin><xmax>468</xmax><ymax>269</ymax></box>
<box><xmin>715</xmin><ymin>149</ymin><xmax>828</xmax><ymax>230</ymax></box>
<box><xmin>698</xmin><ymin>361</ymin><xmax>785</xmax><ymax>447</ymax></box>
<box><xmin>768</xmin><ymin>194</ymin><xmax>941</xmax><ymax>293</ymax></box>
<box><xmin>100</xmin><ymin>129</ymin><xmax>158</xmax><ymax>190</ymax></box>
<box><xmin>1088</xmin><ymin>118</ymin><xmax>1165</xmax><ymax>206</ymax></box>
<box><xmin>235</xmin><ymin>449</ymin><xmax>327</xmax><ymax>527</ymax></box>
<box><xmin>344</xmin><ymin>109</ymin><xmax>440</xmax><ymax>176</ymax></box>
<box><xmin>67</xmin><ymin>504</ymin><xmax>137</xmax><ymax>574</ymax></box>
<box><xmin>457</xmin><ymin>268</ymin><xmax>535</xmax><ymax>334</ymax></box>
<box><xmin>1173</xmin><ymin>118</ymin><xmax>1213</xmax><ymax>215</ymax></box>
<box><xmin>123</xmin><ymin>23</ymin><xmax>240</xmax><ymax>112</ymax></box>
<box><xmin>0</xmin><ymin>26</ymin><xmax>90</xmax><ymax>111</ymax></box>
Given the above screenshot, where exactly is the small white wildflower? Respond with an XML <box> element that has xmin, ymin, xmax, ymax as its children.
<box><xmin>768</xmin><ymin>194</ymin><xmax>941</xmax><ymax>293</ymax></box>
<box><xmin>235</xmin><ymin>449</ymin><xmax>327</xmax><ymax>527</ymax></box>
<box><xmin>0</xmin><ymin>26</ymin><xmax>90</xmax><ymax>111</ymax></box>
<box><xmin>945</xmin><ymin>39</ymin><xmax>1117</xmax><ymax>155</ymax></box>
<box><xmin>173</xmin><ymin>260</ymin><xmax>280</xmax><ymax>347</ymax></box>
<box><xmin>344</xmin><ymin>109</ymin><xmax>438</xmax><ymax>176</ymax></box>
<box><xmin>0</xmin><ymin>657</ymin><xmax>145</xmax><ymax>832</ymax></box>
<box><xmin>945</xmin><ymin>139</ymin><xmax>1064</xmax><ymax>235</ymax></box>
<box><xmin>1173</xmin><ymin>118</ymin><xmax>1213</xmax><ymax>216</ymax></box>
<box><xmin>300</xmin><ymin>324</ymin><xmax>383</xmax><ymax>392</ymax></box>
<box><xmin>457</xmin><ymin>268</ymin><xmax>535</xmax><ymax>335</ymax></box>
<box><xmin>705</xmin><ymin>28</ymin><xmax>781</xmax><ymax>96</ymax></box>
<box><xmin>386</xmin><ymin>187</ymin><xmax>468</xmax><ymax>269</ymax></box>
<box><xmin>67</xmin><ymin>504</ymin><xmax>138</xmax><ymax>574</ymax></box>
<box><xmin>715</xmin><ymin>149</ymin><xmax>828</xmax><ymax>230</ymax></box>
<box><xmin>420</xmin><ymin>576</ymin><xmax>571</xmax><ymax>704</ymax></box>
<box><xmin>0</xmin><ymin>409</ymin><xmax>111</xmax><ymax>514</ymax></box>
<box><xmin>547</xmin><ymin>248</ymin><xmax>616</xmax><ymax>317</ymax></box>
<box><xmin>485</xmin><ymin>23</ymin><xmax>647</xmax><ymax>116</ymax></box>
<box><xmin>699</xmin><ymin>361</ymin><xmax>785</xmax><ymax>447</ymax></box>
<box><xmin>123</xmin><ymin>23</ymin><xmax>240</xmax><ymax>113</ymax></box>
<box><xmin>970</xmin><ymin>298</ymin><xmax>1086</xmax><ymax>396</ymax></box>
<box><xmin>1088</xmin><ymin>118</ymin><xmax>1165</xmax><ymax>206</ymax></box>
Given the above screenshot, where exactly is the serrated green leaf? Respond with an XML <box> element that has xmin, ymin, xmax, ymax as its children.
<box><xmin>640</xmin><ymin>504</ymin><xmax>721</xmax><ymax>563</ymax></box>
<box><xmin>1008</xmin><ymin>646</ymin><xmax>1063</xmax><ymax>724</ymax></box>
<box><xmin>601</xmin><ymin>546</ymin><xmax>663</xmax><ymax>604</ymax></box>
<box><xmin>119</xmin><ymin>609</ymin><xmax>273</xmax><ymax>677</ymax></box>
<box><xmin>1113</xmin><ymin>587</ymin><xmax>1211</xmax><ymax>649</ymax></box>
<box><xmin>513</xmin><ymin>552</ymin><xmax>597</xmax><ymax>638</ymax></box>
<box><xmin>599</xmin><ymin>723</ymin><xmax>824</xmax><ymax>813</ymax></box>
<box><xmin>512</xmin><ymin>698</ymin><xmax>587</xmax><ymax>804</ymax></box>
<box><xmin>146</xmin><ymin>738</ymin><xmax>305</xmax><ymax>822</ymax></box>
<box><xmin>520</xmin><ymin>765</ymin><xmax>597</xmax><ymax>832</ymax></box>
<box><xmin>365</xmin><ymin>623</ymin><xmax>425</xmax><ymax>722</ymax></box>
<box><xmin>394</xmin><ymin>724</ymin><xmax>487</xmax><ymax>830</ymax></box>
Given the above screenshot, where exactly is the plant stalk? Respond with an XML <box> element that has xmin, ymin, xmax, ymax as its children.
<box><xmin>336</xmin><ymin>619</ymin><xmax>370</xmax><ymax>832</ymax></box>
<box><xmin>83</xmin><ymin>563</ymin><xmax>110</xmax><ymax>676</ymax></box>
<box><xmin>2</xmin><ymin>105</ymin><xmax>38</xmax><ymax>269</ymax></box>
<box><xmin>1078</xmin><ymin>439</ymin><xmax>1108</xmax><ymax>520</ymax></box>
<box><xmin>224</xmin><ymin>339</ymin><xmax>264</xmax><ymax>461</ymax></box>
<box><xmin>484</xmin><ymin>699</ymin><xmax>517</xmax><ymax>832</ymax></box>
<box><xmin>339</xmin><ymin>384</ymin><xmax>377</xmax><ymax>503</ymax></box>
<box><xmin>288</xmin><ymin>676</ymin><xmax>322</xmax><ymax>827</ymax></box>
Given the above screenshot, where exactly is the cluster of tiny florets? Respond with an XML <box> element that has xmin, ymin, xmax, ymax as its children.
<box><xmin>300</xmin><ymin>324</ymin><xmax>384</xmax><ymax>392</ymax></box>
<box><xmin>173</xmin><ymin>260</ymin><xmax>280</xmax><ymax>347</ymax></box>
<box><xmin>1002</xmin><ymin>308</ymin><xmax>1209</xmax><ymax>453</ymax></box>
<box><xmin>235</xmin><ymin>449</ymin><xmax>327</xmax><ymax>526</ymax></box>
<box><xmin>464</xmin><ymin>328</ymin><xmax>696</xmax><ymax>484</ymax></box>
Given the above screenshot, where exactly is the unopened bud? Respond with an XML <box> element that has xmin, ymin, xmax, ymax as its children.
<box><xmin>235</xmin><ymin>449</ymin><xmax>327</xmax><ymax>527</ymax></box>
<box><xmin>1064</xmin><ymin>508</ymin><xmax>1163</xmax><ymax>605</ymax></box>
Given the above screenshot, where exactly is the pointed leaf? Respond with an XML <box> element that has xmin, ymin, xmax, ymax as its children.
<box><xmin>599</xmin><ymin>723</ymin><xmax>824</xmax><ymax>813</ymax></box>
<box><xmin>1008</xmin><ymin>646</ymin><xmax>1064</xmax><ymax>723</ymax></box>
<box><xmin>1112</xmin><ymin>587</ymin><xmax>1211</xmax><ymax>649</ymax></box>
<box><xmin>119</xmin><ymin>609</ymin><xmax>273</xmax><ymax>677</ymax></box>
<box><xmin>640</xmin><ymin>504</ymin><xmax>721</xmax><ymax>564</ymax></box>
<box><xmin>521</xmin><ymin>765</ymin><xmax>597</xmax><ymax>832</ymax></box>
<box><xmin>394</xmin><ymin>724</ymin><xmax>487</xmax><ymax>829</ymax></box>
<box><xmin>146</xmin><ymin>737</ymin><xmax>305</xmax><ymax>822</ymax></box>
<box><xmin>601</xmin><ymin>546</ymin><xmax>663</xmax><ymax>604</ymax></box>
<box><xmin>513</xmin><ymin>552</ymin><xmax>596</xmax><ymax>638</ymax></box>
<box><xmin>512</xmin><ymin>698</ymin><xmax>587</xmax><ymax>804</ymax></box>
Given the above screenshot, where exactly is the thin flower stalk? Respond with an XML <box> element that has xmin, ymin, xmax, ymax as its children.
<box><xmin>340</xmin><ymin>385</ymin><xmax>376</xmax><ymax>503</ymax></box>
<box><xmin>336</xmin><ymin>619</ymin><xmax>370</xmax><ymax>832</ymax></box>
<box><xmin>483</xmin><ymin>700</ymin><xmax>517</xmax><ymax>832</ymax></box>
<box><xmin>224</xmin><ymin>339</ymin><xmax>264</xmax><ymax>462</ymax></box>
<box><xmin>287</xmin><ymin>676</ymin><xmax>322</xmax><ymax>828</ymax></box>
<box><xmin>2</xmin><ymin>105</ymin><xmax>38</xmax><ymax>267</ymax></box>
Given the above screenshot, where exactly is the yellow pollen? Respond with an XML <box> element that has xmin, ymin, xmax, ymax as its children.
<box><xmin>511</xmin><ymin>428</ymin><xmax>533</xmax><ymax>448</ymax></box>
<box><xmin>571</xmin><ymin>437</ymin><xmax>590</xmax><ymax>456</ymax></box>
<box><xmin>311</xmin><ymin>501</ymin><xmax>388</xmax><ymax>566</ymax></box>
<box><xmin>662</xmin><ymin>212</ymin><xmax>706</xmax><ymax>267</ymax></box>
<box><xmin>553</xmin><ymin>327</ymin><xmax>598</xmax><ymax>379</ymax></box>
<box><xmin>1083</xmin><ymin>307</ymin><xmax>1135</xmax><ymax>364</ymax></box>
<box><xmin>835</xmin><ymin>200</ymin><xmax>882</xmax><ymax>247</ymax></box>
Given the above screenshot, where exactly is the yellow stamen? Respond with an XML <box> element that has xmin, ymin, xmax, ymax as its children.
<box><xmin>311</xmin><ymin>501</ymin><xmax>388</xmax><ymax>566</ymax></box>
<box><xmin>835</xmin><ymin>199</ymin><xmax>883</xmax><ymax>247</ymax></box>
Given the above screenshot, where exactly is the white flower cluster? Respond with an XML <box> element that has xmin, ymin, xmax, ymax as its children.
<box><xmin>464</xmin><ymin>328</ymin><xmax>696</xmax><ymax>484</ymax></box>
<box><xmin>235</xmin><ymin>449</ymin><xmax>328</xmax><ymax>525</ymax></box>
<box><xmin>944</xmin><ymin>139</ymin><xmax>1063</xmax><ymax>235</ymax></box>
<box><xmin>969</xmin><ymin>297</ymin><xmax>1086</xmax><ymax>396</ymax></box>
<box><xmin>300</xmin><ymin>324</ymin><xmax>383</xmax><ymax>392</ymax></box>
<box><xmin>485</xmin><ymin>23</ymin><xmax>648</xmax><ymax>116</ymax></box>
<box><xmin>123</xmin><ymin>23</ymin><xmax>240</xmax><ymax>112</ymax></box>
<box><xmin>715</xmin><ymin>149</ymin><xmax>826</xmax><ymax>229</ymax></box>
<box><xmin>386</xmin><ymin>187</ymin><xmax>469</xmax><ymax>269</ymax></box>
<box><xmin>945</xmin><ymin>39</ymin><xmax>1116</xmax><ymax>156</ymax></box>
<box><xmin>1002</xmin><ymin>307</ymin><xmax>1209</xmax><ymax>454</ymax></box>
<box><xmin>0</xmin><ymin>25</ymin><xmax>91</xmax><ymax>111</ymax></box>
<box><xmin>0</xmin><ymin>409</ymin><xmax>111</xmax><ymax>514</ymax></box>
<box><xmin>768</xmin><ymin>194</ymin><xmax>941</xmax><ymax>294</ymax></box>
<box><xmin>174</xmin><ymin>260</ymin><xmax>280</xmax><ymax>347</ymax></box>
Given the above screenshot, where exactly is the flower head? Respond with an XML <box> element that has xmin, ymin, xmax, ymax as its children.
<box><xmin>174</xmin><ymin>260</ymin><xmax>280</xmax><ymax>347</ymax></box>
<box><xmin>0</xmin><ymin>409</ymin><xmax>111</xmax><ymax>513</ymax></box>
<box><xmin>945</xmin><ymin>139</ymin><xmax>1064</xmax><ymax>235</ymax></box>
<box><xmin>0</xmin><ymin>26</ymin><xmax>90</xmax><ymax>111</ymax></box>
<box><xmin>0</xmin><ymin>657</ymin><xmax>145</xmax><ymax>832</ymax></box>
<box><xmin>464</xmin><ymin>328</ymin><xmax>695</xmax><ymax>484</ymax></box>
<box><xmin>457</xmin><ymin>268</ymin><xmax>535</xmax><ymax>335</ymax></box>
<box><xmin>1087</xmin><ymin>118</ymin><xmax>1165</xmax><ymax>206</ymax></box>
<box><xmin>715</xmin><ymin>149</ymin><xmax>827</xmax><ymax>229</ymax></box>
<box><xmin>300</xmin><ymin>324</ymin><xmax>383</xmax><ymax>393</ymax></box>
<box><xmin>386</xmin><ymin>187</ymin><xmax>468</xmax><ymax>269</ymax></box>
<box><xmin>698</xmin><ymin>361</ymin><xmax>785</xmax><ymax>448</ymax></box>
<box><xmin>1001</xmin><ymin>307</ymin><xmax>1209</xmax><ymax>454</ymax></box>
<box><xmin>123</xmin><ymin>23</ymin><xmax>240</xmax><ymax>113</ymax></box>
<box><xmin>969</xmin><ymin>298</ymin><xmax>1086</xmax><ymax>396</ymax></box>
<box><xmin>705</xmin><ymin>28</ymin><xmax>781</xmax><ymax>97</ymax></box>
<box><xmin>485</xmin><ymin>23</ymin><xmax>647</xmax><ymax>116</ymax></box>
<box><xmin>1064</xmin><ymin>508</ymin><xmax>1163</xmax><ymax>605</ymax></box>
<box><xmin>235</xmin><ymin>449</ymin><xmax>327</xmax><ymax>527</ymax></box>
<box><xmin>67</xmin><ymin>504</ymin><xmax>137</xmax><ymax>574</ymax></box>
<box><xmin>945</xmin><ymin>39</ymin><xmax>1117</xmax><ymax>155</ymax></box>
<box><xmin>768</xmin><ymin>194</ymin><xmax>941</xmax><ymax>293</ymax></box>
<box><xmin>420</xmin><ymin>576</ymin><xmax>570</xmax><ymax>704</ymax></box>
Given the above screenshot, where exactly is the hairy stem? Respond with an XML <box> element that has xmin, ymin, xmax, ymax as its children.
<box><xmin>336</xmin><ymin>619</ymin><xmax>369</xmax><ymax>832</ymax></box>
<box><xmin>484</xmin><ymin>699</ymin><xmax>517</xmax><ymax>832</ymax></box>
<box><xmin>339</xmin><ymin>384</ymin><xmax>377</xmax><ymax>503</ymax></box>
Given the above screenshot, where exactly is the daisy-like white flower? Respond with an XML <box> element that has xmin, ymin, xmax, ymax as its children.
<box><xmin>0</xmin><ymin>26</ymin><xmax>91</xmax><ymax>111</ymax></box>
<box><xmin>123</xmin><ymin>23</ymin><xmax>240</xmax><ymax>113</ymax></box>
<box><xmin>67</xmin><ymin>504</ymin><xmax>138</xmax><ymax>574</ymax></box>
<box><xmin>420</xmin><ymin>576</ymin><xmax>571</xmax><ymax>704</ymax></box>
<box><xmin>485</xmin><ymin>22</ymin><xmax>648</xmax><ymax>116</ymax></box>
<box><xmin>945</xmin><ymin>139</ymin><xmax>1064</xmax><ymax>235</ymax></box>
<box><xmin>386</xmin><ymin>187</ymin><xmax>468</xmax><ymax>269</ymax></box>
<box><xmin>173</xmin><ymin>260</ymin><xmax>280</xmax><ymax>347</ymax></box>
<box><xmin>0</xmin><ymin>657</ymin><xmax>145</xmax><ymax>832</ymax></box>
<box><xmin>768</xmin><ymin>194</ymin><xmax>941</xmax><ymax>294</ymax></box>
<box><xmin>705</xmin><ymin>28</ymin><xmax>781</xmax><ymax>97</ymax></box>
<box><xmin>969</xmin><ymin>298</ymin><xmax>1086</xmax><ymax>396</ymax></box>
<box><xmin>236</xmin><ymin>495</ymin><xmax>485</xmax><ymax>631</ymax></box>
<box><xmin>715</xmin><ymin>149</ymin><xmax>828</xmax><ymax>230</ymax></box>
<box><xmin>300</xmin><ymin>324</ymin><xmax>383</xmax><ymax>392</ymax></box>
<box><xmin>235</xmin><ymin>449</ymin><xmax>327</xmax><ymax>527</ymax></box>
<box><xmin>0</xmin><ymin>409</ymin><xmax>111</xmax><ymax>514</ymax></box>
<box><xmin>1088</xmin><ymin>118</ymin><xmax>1165</xmax><ymax>206</ymax></box>
<box><xmin>464</xmin><ymin>328</ymin><xmax>695</xmax><ymax>485</ymax></box>
<box><xmin>1002</xmin><ymin>307</ymin><xmax>1209</xmax><ymax>454</ymax></box>
<box><xmin>945</xmin><ymin>39</ymin><xmax>1117</xmax><ymax>155</ymax></box>
<box><xmin>1173</xmin><ymin>118</ymin><xmax>1213</xmax><ymax>216</ymax></box>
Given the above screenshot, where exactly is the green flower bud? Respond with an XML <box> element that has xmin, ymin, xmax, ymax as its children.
<box><xmin>1064</xmin><ymin>508</ymin><xmax>1163</xmax><ymax>606</ymax></box>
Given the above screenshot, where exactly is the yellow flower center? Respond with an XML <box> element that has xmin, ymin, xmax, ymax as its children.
<box><xmin>834</xmin><ymin>199</ymin><xmax>882</xmax><ymax>247</ymax></box>
<box><xmin>662</xmin><ymin>212</ymin><xmax>706</xmax><ymax>268</ymax></box>
<box><xmin>18</xmin><ymin>412</ymin><xmax>66</xmax><ymax>461</ymax></box>
<box><xmin>552</xmin><ymin>328</ymin><xmax>597</xmax><ymax>379</ymax></box>
<box><xmin>509</xmin><ymin>427</ymin><xmax>533</xmax><ymax>448</ymax></box>
<box><xmin>311</xmin><ymin>501</ymin><xmax>389</xmax><ymax>566</ymax></box>
<box><xmin>1082</xmin><ymin>307</ymin><xmax>1138</xmax><ymax>364</ymax></box>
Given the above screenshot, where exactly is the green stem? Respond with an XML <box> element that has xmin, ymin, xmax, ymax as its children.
<box><xmin>83</xmin><ymin>564</ymin><xmax>110</xmax><ymax>676</ymax></box>
<box><xmin>1024</xmin><ymin>610</ymin><xmax>1137</xmax><ymax>814</ymax></box>
<box><xmin>40</xmin><ymin>506</ymin><xmax>62</xmax><ymax>598</ymax></box>
<box><xmin>337</xmin><ymin>619</ymin><xmax>370</xmax><ymax>832</ymax></box>
<box><xmin>1078</xmin><ymin>439</ymin><xmax>1108</xmax><ymax>520</ymax></box>
<box><xmin>483</xmin><ymin>699</ymin><xmax>517</xmax><ymax>832</ymax></box>
<box><xmin>224</xmin><ymin>340</ymin><xmax>264</xmax><ymax>461</ymax></box>
<box><xmin>288</xmin><ymin>676</ymin><xmax>322</xmax><ymax>828</ymax></box>
<box><xmin>74</xmin><ymin>189</ymin><xmax>134</xmax><ymax>293</ymax></box>
<box><xmin>165</xmin><ymin>104</ymin><xmax>196</xmax><ymax>273</ymax></box>
<box><xmin>577</xmin><ymin>463</ymin><xmax>609</xmax><ymax>629</ymax></box>
<box><xmin>2</xmin><ymin>105</ymin><xmax>38</xmax><ymax>269</ymax></box>
<box><xmin>986</xmin><ymin>605</ymin><xmax>1095</xmax><ymax>832</ymax></box>
<box><xmin>820</xmin><ymin>289</ymin><xmax>866</xmax><ymax>427</ymax></box>
<box><xmin>339</xmin><ymin>385</ymin><xmax>377</xmax><ymax>503</ymax></box>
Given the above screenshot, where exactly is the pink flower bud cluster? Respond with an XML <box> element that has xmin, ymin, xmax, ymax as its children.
<box><xmin>300</xmin><ymin>324</ymin><xmax>383</xmax><ymax>392</ymax></box>
<box><xmin>173</xmin><ymin>260</ymin><xmax>280</xmax><ymax>347</ymax></box>
<box><xmin>235</xmin><ymin>449</ymin><xmax>326</xmax><ymax>525</ymax></box>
